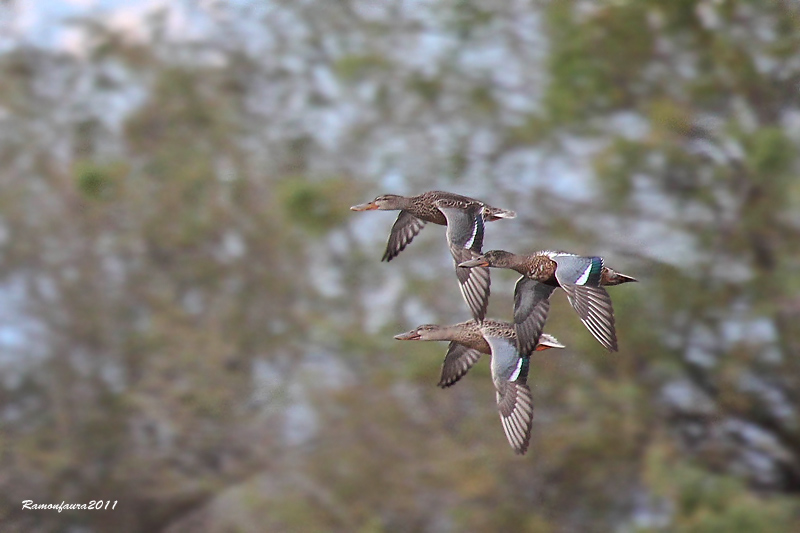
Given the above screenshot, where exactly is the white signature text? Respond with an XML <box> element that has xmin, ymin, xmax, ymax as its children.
<box><xmin>21</xmin><ymin>500</ymin><xmax>118</xmax><ymax>512</ymax></box>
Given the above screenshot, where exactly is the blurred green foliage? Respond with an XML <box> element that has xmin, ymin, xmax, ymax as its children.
<box><xmin>277</xmin><ymin>178</ymin><xmax>356</xmax><ymax>236</ymax></box>
<box><xmin>334</xmin><ymin>55</ymin><xmax>390</xmax><ymax>83</ymax></box>
<box><xmin>74</xmin><ymin>159</ymin><xmax>127</xmax><ymax>200</ymax></box>
<box><xmin>644</xmin><ymin>446</ymin><xmax>800</xmax><ymax>533</ymax></box>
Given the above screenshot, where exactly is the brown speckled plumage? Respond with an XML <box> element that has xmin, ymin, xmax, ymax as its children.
<box><xmin>351</xmin><ymin>191</ymin><xmax>515</xmax><ymax>322</ymax></box>
<box><xmin>459</xmin><ymin>249</ymin><xmax>637</xmax><ymax>353</ymax></box>
<box><xmin>394</xmin><ymin>319</ymin><xmax>565</xmax><ymax>454</ymax></box>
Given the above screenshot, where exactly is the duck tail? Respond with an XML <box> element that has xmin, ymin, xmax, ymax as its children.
<box><xmin>536</xmin><ymin>333</ymin><xmax>566</xmax><ymax>350</ymax></box>
<box><xmin>483</xmin><ymin>206</ymin><xmax>516</xmax><ymax>221</ymax></box>
<box><xmin>602</xmin><ymin>268</ymin><xmax>638</xmax><ymax>286</ymax></box>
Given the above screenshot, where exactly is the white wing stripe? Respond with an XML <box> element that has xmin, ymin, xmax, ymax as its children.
<box><xmin>464</xmin><ymin>221</ymin><xmax>477</xmax><ymax>249</ymax></box>
<box><xmin>575</xmin><ymin>263</ymin><xmax>592</xmax><ymax>285</ymax></box>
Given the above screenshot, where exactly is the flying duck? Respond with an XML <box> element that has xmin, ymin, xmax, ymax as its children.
<box><xmin>351</xmin><ymin>191</ymin><xmax>515</xmax><ymax>322</ymax></box>
<box><xmin>394</xmin><ymin>319</ymin><xmax>565</xmax><ymax>454</ymax></box>
<box><xmin>459</xmin><ymin>250</ymin><xmax>637</xmax><ymax>354</ymax></box>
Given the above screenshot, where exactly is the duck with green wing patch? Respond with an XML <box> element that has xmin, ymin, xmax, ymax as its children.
<box><xmin>394</xmin><ymin>319</ymin><xmax>565</xmax><ymax>454</ymax></box>
<box><xmin>459</xmin><ymin>250</ymin><xmax>636</xmax><ymax>354</ymax></box>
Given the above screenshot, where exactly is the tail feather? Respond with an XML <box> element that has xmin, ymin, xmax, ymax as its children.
<box><xmin>482</xmin><ymin>206</ymin><xmax>516</xmax><ymax>221</ymax></box>
<box><xmin>602</xmin><ymin>268</ymin><xmax>638</xmax><ymax>286</ymax></box>
<box><xmin>536</xmin><ymin>333</ymin><xmax>565</xmax><ymax>351</ymax></box>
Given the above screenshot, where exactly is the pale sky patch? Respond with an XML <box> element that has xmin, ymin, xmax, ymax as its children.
<box><xmin>104</xmin><ymin>0</ymin><xmax>169</xmax><ymax>43</ymax></box>
<box><xmin>63</xmin><ymin>0</ymin><xmax>98</xmax><ymax>7</ymax></box>
<box><xmin>58</xmin><ymin>25</ymin><xmax>88</xmax><ymax>57</ymax></box>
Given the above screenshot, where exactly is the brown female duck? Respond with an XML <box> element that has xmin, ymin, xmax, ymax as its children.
<box><xmin>394</xmin><ymin>319</ymin><xmax>565</xmax><ymax>455</ymax></box>
<box><xmin>351</xmin><ymin>191</ymin><xmax>515</xmax><ymax>322</ymax></box>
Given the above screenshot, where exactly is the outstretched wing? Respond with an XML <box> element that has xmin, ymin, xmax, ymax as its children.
<box><xmin>485</xmin><ymin>334</ymin><xmax>534</xmax><ymax>455</ymax></box>
<box><xmin>382</xmin><ymin>211</ymin><xmax>427</xmax><ymax>262</ymax></box>
<box><xmin>552</xmin><ymin>253</ymin><xmax>603</xmax><ymax>286</ymax></box>
<box><xmin>439</xmin><ymin>205</ymin><xmax>490</xmax><ymax>322</ymax></box>
<box><xmin>559</xmin><ymin>283</ymin><xmax>617</xmax><ymax>352</ymax></box>
<box><xmin>513</xmin><ymin>277</ymin><xmax>556</xmax><ymax>358</ymax></box>
<box><xmin>452</xmin><ymin>248</ymin><xmax>491</xmax><ymax>322</ymax></box>
<box><xmin>438</xmin><ymin>342</ymin><xmax>483</xmax><ymax>388</ymax></box>
<box><xmin>496</xmin><ymin>381</ymin><xmax>534</xmax><ymax>455</ymax></box>
<box><xmin>438</xmin><ymin>204</ymin><xmax>485</xmax><ymax>252</ymax></box>
<box><xmin>553</xmin><ymin>255</ymin><xmax>617</xmax><ymax>352</ymax></box>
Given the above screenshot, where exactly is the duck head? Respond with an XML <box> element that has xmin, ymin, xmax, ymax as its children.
<box><xmin>458</xmin><ymin>250</ymin><xmax>516</xmax><ymax>269</ymax></box>
<box><xmin>350</xmin><ymin>194</ymin><xmax>405</xmax><ymax>211</ymax></box>
<box><xmin>394</xmin><ymin>324</ymin><xmax>449</xmax><ymax>342</ymax></box>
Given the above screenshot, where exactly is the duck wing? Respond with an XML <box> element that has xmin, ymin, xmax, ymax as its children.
<box><xmin>452</xmin><ymin>248</ymin><xmax>491</xmax><ymax>323</ymax></box>
<box><xmin>438</xmin><ymin>342</ymin><xmax>483</xmax><ymax>388</ymax></box>
<box><xmin>553</xmin><ymin>254</ymin><xmax>618</xmax><ymax>352</ymax></box>
<box><xmin>484</xmin><ymin>334</ymin><xmax>534</xmax><ymax>455</ymax></box>
<box><xmin>513</xmin><ymin>277</ymin><xmax>556</xmax><ymax>358</ymax></box>
<box><xmin>382</xmin><ymin>211</ymin><xmax>427</xmax><ymax>262</ymax></box>
<box><xmin>437</xmin><ymin>203</ymin><xmax>485</xmax><ymax>252</ymax></box>
<box><xmin>438</xmin><ymin>205</ymin><xmax>490</xmax><ymax>322</ymax></box>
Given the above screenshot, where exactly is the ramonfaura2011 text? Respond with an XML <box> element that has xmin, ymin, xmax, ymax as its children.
<box><xmin>21</xmin><ymin>500</ymin><xmax>118</xmax><ymax>512</ymax></box>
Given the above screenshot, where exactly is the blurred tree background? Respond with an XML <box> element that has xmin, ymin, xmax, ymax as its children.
<box><xmin>1</xmin><ymin>0</ymin><xmax>799</xmax><ymax>531</ymax></box>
